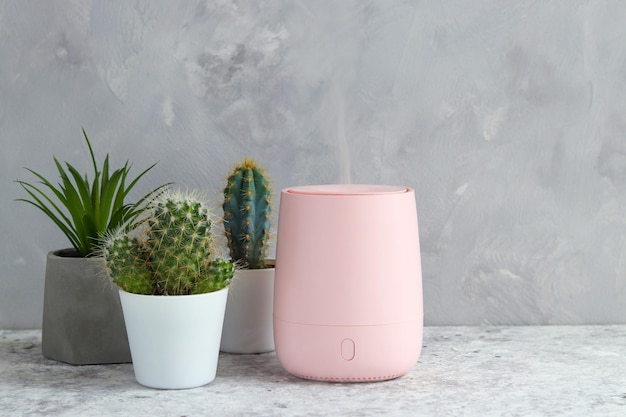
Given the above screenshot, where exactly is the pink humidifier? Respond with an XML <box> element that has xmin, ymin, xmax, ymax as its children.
<box><xmin>273</xmin><ymin>184</ymin><xmax>423</xmax><ymax>382</ymax></box>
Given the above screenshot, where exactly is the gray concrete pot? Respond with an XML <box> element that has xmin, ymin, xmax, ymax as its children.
<box><xmin>41</xmin><ymin>249</ymin><xmax>131</xmax><ymax>365</ymax></box>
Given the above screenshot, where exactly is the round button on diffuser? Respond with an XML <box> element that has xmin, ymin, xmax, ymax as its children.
<box><xmin>341</xmin><ymin>338</ymin><xmax>355</xmax><ymax>361</ymax></box>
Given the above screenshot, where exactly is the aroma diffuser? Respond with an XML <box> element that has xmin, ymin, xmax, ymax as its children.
<box><xmin>274</xmin><ymin>184</ymin><xmax>423</xmax><ymax>382</ymax></box>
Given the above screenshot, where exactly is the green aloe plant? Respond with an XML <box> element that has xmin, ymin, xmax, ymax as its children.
<box><xmin>16</xmin><ymin>128</ymin><xmax>170</xmax><ymax>257</ymax></box>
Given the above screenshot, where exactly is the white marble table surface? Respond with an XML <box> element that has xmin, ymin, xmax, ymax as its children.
<box><xmin>1</xmin><ymin>326</ymin><xmax>625</xmax><ymax>416</ymax></box>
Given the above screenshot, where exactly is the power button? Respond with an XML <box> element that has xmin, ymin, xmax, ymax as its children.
<box><xmin>341</xmin><ymin>338</ymin><xmax>355</xmax><ymax>361</ymax></box>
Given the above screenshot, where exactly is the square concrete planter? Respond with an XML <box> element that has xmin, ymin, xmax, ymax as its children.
<box><xmin>41</xmin><ymin>249</ymin><xmax>131</xmax><ymax>365</ymax></box>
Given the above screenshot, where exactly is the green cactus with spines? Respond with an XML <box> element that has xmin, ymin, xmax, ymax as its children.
<box><xmin>100</xmin><ymin>189</ymin><xmax>234</xmax><ymax>296</ymax></box>
<box><xmin>101</xmin><ymin>229</ymin><xmax>154</xmax><ymax>295</ymax></box>
<box><xmin>148</xmin><ymin>192</ymin><xmax>215</xmax><ymax>295</ymax></box>
<box><xmin>193</xmin><ymin>258</ymin><xmax>235</xmax><ymax>294</ymax></box>
<box><xmin>222</xmin><ymin>159</ymin><xmax>272</xmax><ymax>269</ymax></box>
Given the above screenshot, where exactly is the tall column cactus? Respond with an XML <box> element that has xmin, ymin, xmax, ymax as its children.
<box><xmin>100</xmin><ymin>189</ymin><xmax>234</xmax><ymax>295</ymax></box>
<box><xmin>222</xmin><ymin>159</ymin><xmax>271</xmax><ymax>269</ymax></box>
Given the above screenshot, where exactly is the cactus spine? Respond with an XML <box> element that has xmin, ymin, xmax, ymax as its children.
<box><xmin>222</xmin><ymin>159</ymin><xmax>271</xmax><ymax>269</ymax></box>
<box><xmin>101</xmin><ymin>189</ymin><xmax>234</xmax><ymax>295</ymax></box>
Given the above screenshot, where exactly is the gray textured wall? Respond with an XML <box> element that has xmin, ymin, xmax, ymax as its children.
<box><xmin>2</xmin><ymin>1</ymin><xmax>626</xmax><ymax>328</ymax></box>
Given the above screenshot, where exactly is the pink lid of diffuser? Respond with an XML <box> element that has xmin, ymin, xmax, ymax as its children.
<box><xmin>286</xmin><ymin>184</ymin><xmax>409</xmax><ymax>196</ymax></box>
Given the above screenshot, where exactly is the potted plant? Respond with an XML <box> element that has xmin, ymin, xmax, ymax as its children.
<box><xmin>100</xmin><ymin>189</ymin><xmax>234</xmax><ymax>389</ymax></box>
<box><xmin>220</xmin><ymin>159</ymin><xmax>275</xmax><ymax>354</ymax></box>
<box><xmin>15</xmin><ymin>128</ymin><xmax>168</xmax><ymax>365</ymax></box>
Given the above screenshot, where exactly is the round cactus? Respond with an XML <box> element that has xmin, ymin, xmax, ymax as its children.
<box><xmin>222</xmin><ymin>159</ymin><xmax>271</xmax><ymax>269</ymax></box>
<box><xmin>101</xmin><ymin>228</ymin><xmax>154</xmax><ymax>295</ymax></box>
<box><xmin>148</xmin><ymin>190</ymin><xmax>215</xmax><ymax>295</ymax></box>
<box><xmin>101</xmin><ymin>189</ymin><xmax>234</xmax><ymax>296</ymax></box>
<box><xmin>193</xmin><ymin>258</ymin><xmax>235</xmax><ymax>294</ymax></box>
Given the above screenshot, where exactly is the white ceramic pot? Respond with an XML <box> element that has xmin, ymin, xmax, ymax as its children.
<box><xmin>119</xmin><ymin>287</ymin><xmax>229</xmax><ymax>389</ymax></box>
<box><xmin>220</xmin><ymin>264</ymin><xmax>275</xmax><ymax>354</ymax></box>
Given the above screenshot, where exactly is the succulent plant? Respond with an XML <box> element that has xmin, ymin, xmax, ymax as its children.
<box><xmin>16</xmin><ymin>128</ymin><xmax>169</xmax><ymax>257</ymax></box>
<box><xmin>101</xmin><ymin>189</ymin><xmax>234</xmax><ymax>295</ymax></box>
<box><xmin>222</xmin><ymin>159</ymin><xmax>272</xmax><ymax>269</ymax></box>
